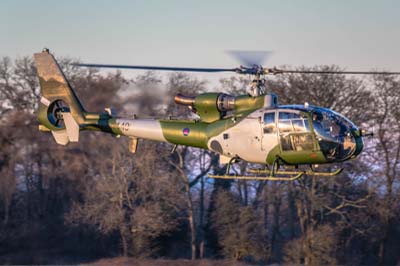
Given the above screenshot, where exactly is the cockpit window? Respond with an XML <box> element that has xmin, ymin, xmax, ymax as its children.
<box><xmin>312</xmin><ymin>109</ymin><xmax>355</xmax><ymax>138</ymax></box>
<box><xmin>312</xmin><ymin>108</ymin><xmax>357</xmax><ymax>161</ymax></box>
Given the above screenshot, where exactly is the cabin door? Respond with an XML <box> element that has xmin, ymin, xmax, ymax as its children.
<box><xmin>277</xmin><ymin>111</ymin><xmax>314</xmax><ymax>153</ymax></box>
<box><xmin>261</xmin><ymin>111</ymin><xmax>279</xmax><ymax>152</ymax></box>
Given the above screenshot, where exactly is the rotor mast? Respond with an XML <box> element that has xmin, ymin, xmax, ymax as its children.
<box><xmin>247</xmin><ymin>66</ymin><xmax>267</xmax><ymax>97</ymax></box>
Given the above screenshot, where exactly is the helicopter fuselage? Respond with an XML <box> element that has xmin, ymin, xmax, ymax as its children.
<box><xmin>108</xmin><ymin>104</ymin><xmax>364</xmax><ymax>166</ymax></box>
<box><xmin>34</xmin><ymin>50</ymin><xmax>364</xmax><ymax>170</ymax></box>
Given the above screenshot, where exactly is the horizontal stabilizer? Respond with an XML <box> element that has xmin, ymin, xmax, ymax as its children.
<box><xmin>51</xmin><ymin>130</ymin><xmax>69</xmax><ymax>145</ymax></box>
<box><xmin>49</xmin><ymin>112</ymin><xmax>80</xmax><ymax>145</ymax></box>
<box><xmin>62</xmin><ymin>112</ymin><xmax>80</xmax><ymax>142</ymax></box>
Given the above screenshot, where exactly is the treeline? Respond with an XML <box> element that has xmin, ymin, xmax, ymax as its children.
<box><xmin>0</xmin><ymin>56</ymin><xmax>400</xmax><ymax>265</ymax></box>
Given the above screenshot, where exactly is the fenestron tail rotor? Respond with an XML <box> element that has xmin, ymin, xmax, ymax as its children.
<box><xmin>48</xmin><ymin>100</ymin><xmax>69</xmax><ymax>128</ymax></box>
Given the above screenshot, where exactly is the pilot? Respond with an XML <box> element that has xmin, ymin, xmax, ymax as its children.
<box><xmin>330</xmin><ymin>120</ymin><xmax>341</xmax><ymax>138</ymax></box>
<box><xmin>312</xmin><ymin>113</ymin><xmax>325</xmax><ymax>136</ymax></box>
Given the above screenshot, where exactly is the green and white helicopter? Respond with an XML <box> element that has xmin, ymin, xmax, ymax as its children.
<box><xmin>34</xmin><ymin>49</ymin><xmax>398</xmax><ymax>180</ymax></box>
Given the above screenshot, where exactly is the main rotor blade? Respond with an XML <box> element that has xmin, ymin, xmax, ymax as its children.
<box><xmin>74</xmin><ymin>63</ymin><xmax>400</xmax><ymax>75</ymax></box>
<box><xmin>227</xmin><ymin>50</ymin><xmax>273</xmax><ymax>67</ymax></box>
<box><xmin>274</xmin><ymin>69</ymin><xmax>400</xmax><ymax>75</ymax></box>
<box><xmin>74</xmin><ymin>63</ymin><xmax>238</xmax><ymax>73</ymax></box>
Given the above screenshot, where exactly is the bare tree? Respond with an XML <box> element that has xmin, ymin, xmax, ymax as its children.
<box><xmin>211</xmin><ymin>190</ymin><xmax>268</xmax><ymax>261</ymax></box>
<box><xmin>67</xmin><ymin>139</ymin><xmax>183</xmax><ymax>257</ymax></box>
<box><xmin>365</xmin><ymin>74</ymin><xmax>400</xmax><ymax>265</ymax></box>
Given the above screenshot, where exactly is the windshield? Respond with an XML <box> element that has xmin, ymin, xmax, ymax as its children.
<box><xmin>312</xmin><ymin>108</ymin><xmax>357</xmax><ymax>161</ymax></box>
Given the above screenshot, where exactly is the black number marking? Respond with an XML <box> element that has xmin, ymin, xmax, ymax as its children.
<box><xmin>118</xmin><ymin>121</ymin><xmax>130</xmax><ymax>132</ymax></box>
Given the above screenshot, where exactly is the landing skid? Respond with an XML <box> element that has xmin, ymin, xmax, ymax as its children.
<box><xmin>208</xmin><ymin>157</ymin><xmax>343</xmax><ymax>181</ymax></box>
<box><xmin>208</xmin><ymin>173</ymin><xmax>304</xmax><ymax>181</ymax></box>
<box><xmin>247</xmin><ymin>168</ymin><xmax>343</xmax><ymax>177</ymax></box>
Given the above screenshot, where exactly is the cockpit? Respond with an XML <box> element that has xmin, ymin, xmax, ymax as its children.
<box><xmin>263</xmin><ymin>105</ymin><xmax>363</xmax><ymax>164</ymax></box>
<box><xmin>311</xmin><ymin>107</ymin><xmax>358</xmax><ymax>161</ymax></box>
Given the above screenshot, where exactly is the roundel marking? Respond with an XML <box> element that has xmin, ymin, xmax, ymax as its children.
<box><xmin>182</xmin><ymin>127</ymin><xmax>190</xmax><ymax>136</ymax></box>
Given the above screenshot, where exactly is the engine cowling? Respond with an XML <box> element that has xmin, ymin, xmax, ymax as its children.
<box><xmin>175</xmin><ymin>93</ymin><xmax>235</xmax><ymax>122</ymax></box>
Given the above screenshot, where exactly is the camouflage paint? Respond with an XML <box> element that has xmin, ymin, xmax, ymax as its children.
<box><xmin>234</xmin><ymin>95</ymin><xmax>265</xmax><ymax>113</ymax></box>
<box><xmin>278</xmin><ymin>149</ymin><xmax>327</xmax><ymax>165</ymax></box>
<box><xmin>159</xmin><ymin>120</ymin><xmax>208</xmax><ymax>148</ymax></box>
<box><xmin>159</xmin><ymin>114</ymin><xmax>245</xmax><ymax>149</ymax></box>
<box><xmin>193</xmin><ymin>93</ymin><xmax>221</xmax><ymax>123</ymax></box>
<box><xmin>34</xmin><ymin>50</ymin><xmax>364</xmax><ymax>169</ymax></box>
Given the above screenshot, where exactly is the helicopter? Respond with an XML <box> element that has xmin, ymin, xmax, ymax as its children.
<box><xmin>34</xmin><ymin>49</ymin><xmax>400</xmax><ymax>181</ymax></box>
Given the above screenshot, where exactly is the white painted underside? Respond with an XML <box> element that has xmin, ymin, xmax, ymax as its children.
<box><xmin>116</xmin><ymin>119</ymin><xmax>166</xmax><ymax>142</ymax></box>
<box><xmin>207</xmin><ymin>110</ymin><xmax>277</xmax><ymax>164</ymax></box>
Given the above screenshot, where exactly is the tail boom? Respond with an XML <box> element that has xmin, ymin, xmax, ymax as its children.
<box><xmin>110</xmin><ymin>118</ymin><xmax>166</xmax><ymax>142</ymax></box>
<box><xmin>34</xmin><ymin>49</ymin><xmax>214</xmax><ymax>151</ymax></box>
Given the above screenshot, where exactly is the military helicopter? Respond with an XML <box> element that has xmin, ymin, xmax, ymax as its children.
<box><xmin>34</xmin><ymin>49</ymin><xmax>399</xmax><ymax>180</ymax></box>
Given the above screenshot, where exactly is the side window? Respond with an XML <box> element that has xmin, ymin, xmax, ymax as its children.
<box><xmin>291</xmin><ymin>134</ymin><xmax>314</xmax><ymax>151</ymax></box>
<box><xmin>263</xmin><ymin>112</ymin><xmax>276</xmax><ymax>134</ymax></box>
<box><xmin>279</xmin><ymin>112</ymin><xmax>300</xmax><ymax>120</ymax></box>
<box><xmin>278</xmin><ymin>112</ymin><xmax>296</xmax><ymax>133</ymax></box>
<box><xmin>279</xmin><ymin>120</ymin><xmax>293</xmax><ymax>133</ymax></box>
<box><xmin>292</xmin><ymin>119</ymin><xmax>309</xmax><ymax>132</ymax></box>
<box><xmin>278</xmin><ymin>112</ymin><xmax>309</xmax><ymax>133</ymax></box>
<box><xmin>278</xmin><ymin>111</ymin><xmax>313</xmax><ymax>151</ymax></box>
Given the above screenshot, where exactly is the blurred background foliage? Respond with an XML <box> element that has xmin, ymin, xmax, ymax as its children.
<box><xmin>0</xmin><ymin>56</ymin><xmax>400</xmax><ymax>265</ymax></box>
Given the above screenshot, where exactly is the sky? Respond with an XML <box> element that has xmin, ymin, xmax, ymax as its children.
<box><xmin>1</xmin><ymin>0</ymin><xmax>400</xmax><ymax>85</ymax></box>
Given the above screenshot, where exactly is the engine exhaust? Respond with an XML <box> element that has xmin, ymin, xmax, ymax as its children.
<box><xmin>174</xmin><ymin>93</ymin><xmax>195</xmax><ymax>106</ymax></box>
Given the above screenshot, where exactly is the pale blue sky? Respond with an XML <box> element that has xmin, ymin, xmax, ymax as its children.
<box><xmin>1</xmin><ymin>0</ymin><xmax>400</xmax><ymax>75</ymax></box>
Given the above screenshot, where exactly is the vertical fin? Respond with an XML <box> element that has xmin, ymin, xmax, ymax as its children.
<box><xmin>34</xmin><ymin>49</ymin><xmax>85</xmax><ymax>145</ymax></box>
<box><xmin>34</xmin><ymin>49</ymin><xmax>86</xmax><ymax>124</ymax></box>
